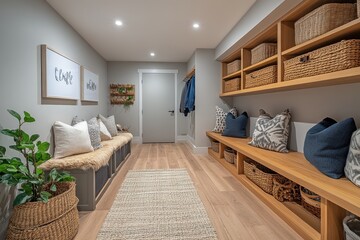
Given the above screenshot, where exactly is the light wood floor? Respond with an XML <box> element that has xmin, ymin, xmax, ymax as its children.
<box><xmin>75</xmin><ymin>143</ymin><xmax>303</xmax><ymax>240</ymax></box>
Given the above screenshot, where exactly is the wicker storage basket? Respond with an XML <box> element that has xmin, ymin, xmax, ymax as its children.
<box><xmin>211</xmin><ymin>140</ymin><xmax>219</xmax><ymax>153</ymax></box>
<box><xmin>295</xmin><ymin>3</ymin><xmax>357</xmax><ymax>45</ymax></box>
<box><xmin>244</xmin><ymin>65</ymin><xmax>277</xmax><ymax>89</ymax></box>
<box><xmin>224</xmin><ymin>78</ymin><xmax>240</xmax><ymax>92</ymax></box>
<box><xmin>300</xmin><ymin>186</ymin><xmax>321</xmax><ymax>218</ymax></box>
<box><xmin>272</xmin><ymin>175</ymin><xmax>301</xmax><ymax>202</ymax></box>
<box><xmin>358</xmin><ymin>0</ymin><xmax>360</xmax><ymax>18</ymax></box>
<box><xmin>251</xmin><ymin>43</ymin><xmax>277</xmax><ymax>65</ymax></box>
<box><xmin>244</xmin><ymin>158</ymin><xmax>279</xmax><ymax>194</ymax></box>
<box><xmin>224</xmin><ymin>147</ymin><xmax>236</xmax><ymax>164</ymax></box>
<box><xmin>343</xmin><ymin>215</ymin><xmax>360</xmax><ymax>240</ymax></box>
<box><xmin>284</xmin><ymin>39</ymin><xmax>360</xmax><ymax>81</ymax></box>
<box><xmin>6</xmin><ymin>182</ymin><xmax>79</xmax><ymax>240</ymax></box>
<box><xmin>227</xmin><ymin>59</ymin><xmax>241</xmax><ymax>75</ymax></box>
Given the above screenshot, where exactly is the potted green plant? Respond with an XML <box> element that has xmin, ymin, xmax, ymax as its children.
<box><xmin>0</xmin><ymin>110</ymin><xmax>79</xmax><ymax>240</ymax></box>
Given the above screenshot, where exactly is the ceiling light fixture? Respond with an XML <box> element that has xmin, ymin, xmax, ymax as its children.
<box><xmin>150</xmin><ymin>52</ymin><xmax>155</xmax><ymax>57</ymax></box>
<box><xmin>193</xmin><ymin>23</ymin><xmax>200</xmax><ymax>29</ymax></box>
<box><xmin>115</xmin><ymin>20</ymin><xmax>123</xmax><ymax>26</ymax></box>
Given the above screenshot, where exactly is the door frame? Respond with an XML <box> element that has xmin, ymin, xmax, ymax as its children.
<box><xmin>138</xmin><ymin>69</ymin><xmax>178</xmax><ymax>144</ymax></box>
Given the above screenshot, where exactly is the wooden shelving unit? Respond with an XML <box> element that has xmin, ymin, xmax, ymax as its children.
<box><xmin>220</xmin><ymin>0</ymin><xmax>360</xmax><ymax>96</ymax></box>
<box><xmin>206</xmin><ymin>132</ymin><xmax>360</xmax><ymax>240</ymax></box>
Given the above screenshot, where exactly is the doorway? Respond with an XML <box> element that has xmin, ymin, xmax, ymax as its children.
<box><xmin>138</xmin><ymin>69</ymin><xmax>178</xmax><ymax>143</ymax></box>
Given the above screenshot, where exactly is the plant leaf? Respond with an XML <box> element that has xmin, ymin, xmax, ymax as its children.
<box><xmin>38</xmin><ymin>142</ymin><xmax>50</xmax><ymax>152</ymax></box>
<box><xmin>13</xmin><ymin>192</ymin><xmax>32</xmax><ymax>206</ymax></box>
<box><xmin>0</xmin><ymin>146</ymin><xmax>5</xmax><ymax>157</ymax></box>
<box><xmin>40</xmin><ymin>191</ymin><xmax>52</xmax><ymax>203</ymax></box>
<box><xmin>50</xmin><ymin>184</ymin><xmax>57</xmax><ymax>192</ymax></box>
<box><xmin>7</xmin><ymin>109</ymin><xmax>21</xmax><ymax>121</ymax></box>
<box><xmin>1</xmin><ymin>129</ymin><xmax>17</xmax><ymax>137</ymax></box>
<box><xmin>23</xmin><ymin>111</ymin><xmax>35</xmax><ymax>123</ymax></box>
<box><xmin>49</xmin><ymin>168</ymin><xmax>58</xmax><ymax>181</ymax></box>
<box><xmin>30</xmin><ymin>134</ymin><xmax>40</xmax><ymax>142</ymax></box>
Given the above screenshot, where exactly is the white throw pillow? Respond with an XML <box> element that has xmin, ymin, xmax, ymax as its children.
<box><xmin>98</xmin><ymin>119</ymin><xmax>112</xmax><ymax>141</ymax></box>
<box><xmin>53</xmin><ymin>121</ymin><xmax>94</xmax><ymax>159</ymax></box>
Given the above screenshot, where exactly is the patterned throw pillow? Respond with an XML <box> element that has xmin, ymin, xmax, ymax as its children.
<box><xmin>222</xmin><ymin>112</ymin><xmax>248</xmax><ymax>138</ymax></box>
<box><xmin>212</xmin><ymin>106</ymin><xmax>237</xmax><ymax>133</ymax></box>
<box><xmin>98</xmin><ymin>114</ymin><xmax>118</xmax><ymax>137</ymax></box>
<box><xmin>345</xmin><ymin>129</ymin><xmax>360</xmax><ymax>186</ymax></box>
<box><xmin>87</xmin><ymin>118</ymin><xmax>102</xmax><ymax>150</ymax></box>
<box><xmin>71</xmin><ymin>116</ymin><xmax>102</xmax><ymax>150</ymax></box>
<box><xmin>249</xmin><ymin>109</ymin><xmax>291</xmax><ymax>153</ymax></box>
<box><xmin>304</xmin><ymin>117</ymin><xmax>356</xmax><ymax>179</ymax></box>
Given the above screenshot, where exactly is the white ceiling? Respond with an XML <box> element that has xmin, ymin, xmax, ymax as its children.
<box><xmin>46</xmin><ymin>0</ymin><xmax>256</xmax><ymax>62</ymax></box>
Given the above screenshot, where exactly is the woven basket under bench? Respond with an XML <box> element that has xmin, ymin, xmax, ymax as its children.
<box><xmin>244</xmin><ymin>158</ymin><xmax>279</xmax><ymax>194</ymax></box>
<box><xmin>284</xmin><ymin>40</ymin><xmax>360</xmax><ymax>81</ymax></box>
<box><xmin>244</xmin><ymin>65</ymin><xmax>277</xmax><ymax>89</ymax></box>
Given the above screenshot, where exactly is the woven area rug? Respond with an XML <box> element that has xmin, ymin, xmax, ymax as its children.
<box><xmin>97</xmin><ymin>169</ymin><xmax>217</xmax><ymax>240</ymax></box>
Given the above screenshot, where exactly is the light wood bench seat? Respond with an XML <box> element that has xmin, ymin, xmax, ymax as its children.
<box><xmin>207</xmin><ymin>131</ymin><xmax>360</xmax><ymax>240</ymax></box>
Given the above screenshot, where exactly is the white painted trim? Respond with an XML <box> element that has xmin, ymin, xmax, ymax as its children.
<box><xmin>131</xmin><ymin>136</ymin><xmax>142</xmax><ymax>144</ymax></box>
<box><xmin>175</xmin><ymin>135</ymin><xmax>188</xmax><ymax>142</ymax></box>
<box><xmin>138</xmin><ymin>69</ymin><xmax>178</xmax><ymax>144</ymax></box>
<box><xmin>185</xmin><ymin>136</ymin><xmax>208</xmax><ymax>154</ymax></box>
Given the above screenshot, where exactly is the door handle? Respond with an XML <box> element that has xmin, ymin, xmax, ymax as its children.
<box><xmin>168</xmin><ymin>110</ymin><xmax>175</xmax><ymax>113</ymax></box>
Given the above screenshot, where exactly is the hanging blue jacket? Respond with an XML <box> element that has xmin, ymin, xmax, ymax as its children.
<box><xmin>184</xmin><ymin>75</ymin><xmax>195</xmax><ymax>116</ymax></box>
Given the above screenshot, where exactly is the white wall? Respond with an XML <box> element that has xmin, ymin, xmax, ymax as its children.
<box><xmin>107</xmin><ymin>62</ymin><xmax>187</xmax><ymax>139</ymax></box>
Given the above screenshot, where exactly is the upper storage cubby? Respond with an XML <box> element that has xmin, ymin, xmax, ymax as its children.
<box><xmin>220</xmin><ymin>0</ymin><xmax>360</xmax><ymax>97</ymax></box>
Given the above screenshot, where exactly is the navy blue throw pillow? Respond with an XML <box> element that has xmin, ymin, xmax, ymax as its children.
<box><xmin>222</xmin><ymin>112</ymin><xmax>249</xmax><ymax>138</ymax></box>
<box><xmin>303</xmin><ymin>117</ymin><xmax>357</xmax><ymax>179</ymax></box>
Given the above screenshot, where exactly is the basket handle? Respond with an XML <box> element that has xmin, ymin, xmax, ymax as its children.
<box><xmin>300</xmin><ymin>55</ymin><xmax>310</xmax><ymax>63</ymax></box>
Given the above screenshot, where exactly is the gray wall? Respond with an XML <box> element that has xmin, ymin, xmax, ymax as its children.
<box><xmin>193</xmin><ymin>49</ymin><xmax>231</xmax><ymax>147</ymax></box>
<box><xmin>107</xmin><ymin>62</ymin><xmax>187</xmax><ymax>138</ymax></box>
<box><xmin>233</xmin><ymin>83</ymin><xmax>360</xmax><ymax>152</ymax></box>
<box><xmin>215</xmin><ymin>0</ymin><xmax>285</xmax><ymax>59</ymax></box>
<box><xmin>0</xmin><ymin>1</ymin><xmax>108</xmax><ymax>237</ymax></box>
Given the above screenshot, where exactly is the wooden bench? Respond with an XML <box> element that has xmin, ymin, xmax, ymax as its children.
<box><xmin>40</xmin><ymin>133</ymin><xmax>133</xmax><ymax>211</ymax></box>
<box><xmin>207</xmin><ymin>131</ymin><xmax>360</xmax><ymax>240</ymax></box>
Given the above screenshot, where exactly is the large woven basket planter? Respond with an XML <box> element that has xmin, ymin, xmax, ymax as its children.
<box><xmin>6</xmin><ymin>182</ymin><xmax>79</xmax><ymax>240</ymax></box>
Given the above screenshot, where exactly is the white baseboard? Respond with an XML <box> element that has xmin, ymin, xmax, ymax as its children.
<box><xmin>175</xmin><ymin>135</ymin><xmax>187</xmax><ymax>142</ymax></box>
<box><xmin>186</xmin><ymin>136</ymin><xmax>208</xmax><ymax>154</ymax></box>
<box><xmin>131</xmin><ymin>136</ymin><xmax>142</xmax><ymax>144</ymax></box>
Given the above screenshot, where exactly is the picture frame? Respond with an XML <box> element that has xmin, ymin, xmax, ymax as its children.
<box><xmin>41</xmin><ymin>45</ymin><xmax>80</xmax><ymax>100</ymax></box>
<box><xmin>81</xmin><ymin>67</ymin><xmax>99</xmax><ymax>102</ymax></box>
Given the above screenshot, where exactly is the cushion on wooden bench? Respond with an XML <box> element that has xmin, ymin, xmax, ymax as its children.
<box><xmin>40</xmin><ymin>133</ymin><xmax>133</xmax><ymax>171</ymax></box>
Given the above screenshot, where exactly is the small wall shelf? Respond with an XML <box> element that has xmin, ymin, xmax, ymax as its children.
<box><xmin>110</xmin><ymin>84</ymin><xmax>135</xmax><ymax>105</ymax></box>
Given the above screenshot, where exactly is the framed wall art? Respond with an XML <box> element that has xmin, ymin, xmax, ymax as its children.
<box><xmin>81</xmin><ymin>67</ymin><xmax>99</xmax><ymax>102</ymax></box>
<box><xmin>41</xmin><ymin>45</ymin><xmax>80</xmax><ymax>100</ymax></box>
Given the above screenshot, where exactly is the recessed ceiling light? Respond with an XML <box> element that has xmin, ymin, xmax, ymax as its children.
<box><xmin>115</xmin><ymin>20</ymin><xmax>123</xmax><ymax>26</ymax></box>
<box><xmin>150</xmin><ymin>52</ymin><xmax>155</xmax><ymax>57</ymax></box>
<box><xmin>193</xmin><ymin>23</ymin><xmax>200</xmax><ymax>29</ymax></box>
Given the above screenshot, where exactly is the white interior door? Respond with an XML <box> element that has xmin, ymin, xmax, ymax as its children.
<box><xmin>142</xmin><ymin>73</ymin><xmax>175</xmax><ymax>143</ymax></box>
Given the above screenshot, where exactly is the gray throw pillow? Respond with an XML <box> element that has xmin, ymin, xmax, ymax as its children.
<box><xmin>71</xmin><ymin>116</ymin><xmax>102</xmax><ymax>150</ymax></box>
<box><xmin>98</xmin><ymin>114</ymin><xmax>118</xmax><ymax>137</ymax></box>
<box><xmin>249</xmin><ymin>109</ymin><xmax>291</xmax><ymax>153</ymax></box>
<box><xmin>212</xmin><ymin>106</ymin><xmax>238</xmax><ymax>133</ymax></box>
<box><xmin>345</xmin><ymin>129</ymin><xmax>360</xmax><ymax>186</ymax></box>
